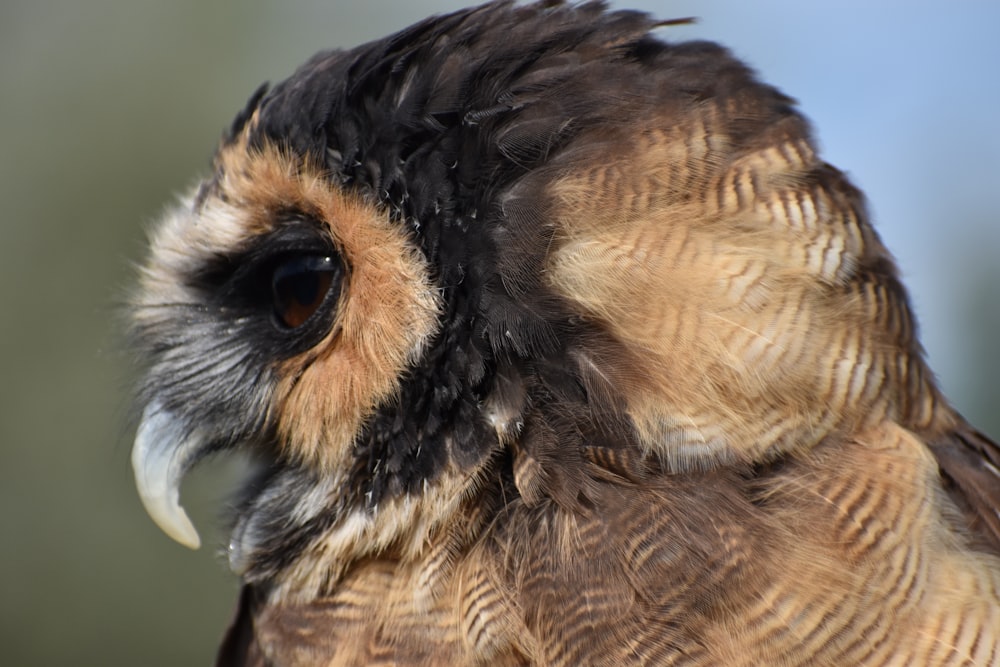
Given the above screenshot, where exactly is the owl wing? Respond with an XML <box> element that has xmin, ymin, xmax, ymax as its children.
<box><xmin>932</xmin><ymin>422</ymin><xmax>1000</xmax><ymax>552</ymax></box>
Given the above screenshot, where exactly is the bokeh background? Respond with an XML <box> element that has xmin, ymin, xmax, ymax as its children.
<box><xmin>2</xmin><ymin>1</ymin><xmax>998</xmax><ymax>664</ymax></box>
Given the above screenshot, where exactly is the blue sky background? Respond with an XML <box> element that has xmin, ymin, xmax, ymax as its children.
<box><xmin>2</xmin><ymin>2</ymin><xmax>997</xmax><ymax>663</ymax></box>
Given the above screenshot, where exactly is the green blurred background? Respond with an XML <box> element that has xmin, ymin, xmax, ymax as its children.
<box><xmin>2</xmin><ymin>1</ymin><xmax>998</xmax><ymax>664</ymax></box>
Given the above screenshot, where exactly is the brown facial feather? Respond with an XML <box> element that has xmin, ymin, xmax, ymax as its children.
<box><xmin>212</xmin><ymin>134</ymin><xmax>443</xmax><ymax>473</ymax></box>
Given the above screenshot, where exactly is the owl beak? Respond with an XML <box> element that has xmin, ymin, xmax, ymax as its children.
<box><xmin>131</xmin><ymin>401</ymin><xmax>204</xmax><ymax>550</ymax></box>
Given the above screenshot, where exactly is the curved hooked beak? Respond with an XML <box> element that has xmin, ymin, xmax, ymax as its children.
<box><xmin>131</xmin><ymin>401</ymin><xmax>206</xmax><ymax>549</ymax></box>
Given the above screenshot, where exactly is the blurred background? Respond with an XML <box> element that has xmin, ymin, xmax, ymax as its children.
<box><xmin>2</xmin><ymin>1</ymin><xmax>998</xmax><ymax>664</ymax></box>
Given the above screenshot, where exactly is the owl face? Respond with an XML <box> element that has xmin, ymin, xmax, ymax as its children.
<box><xmin>131</xmin><ymin>135</ymin><xmax>452</xmax><ymax>554</ymax></box>
<box><xmin>130</xmin><ymin>1</ymin><xmax>946</xmax><ymax>595</ymax></box>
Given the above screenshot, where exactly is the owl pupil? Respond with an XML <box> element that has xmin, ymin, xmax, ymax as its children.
<box><xmin>271</xmin><ymin>255</ymin><xmax>337</xmax><ymax>329</ymax></box>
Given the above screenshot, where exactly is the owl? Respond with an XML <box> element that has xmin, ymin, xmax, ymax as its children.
<box><xmin>129</xmin><ymin>1</ymin><xmax>1000</xmax><ymax>665</ymax></box>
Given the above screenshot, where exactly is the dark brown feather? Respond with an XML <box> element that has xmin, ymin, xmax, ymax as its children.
<box><xmin>216</xmin><ymin>586</ymin><xmax>266</xmax><ymax>667</ymax></box>
<box><xmin>931</xmin><ymin>423</ymin><xmax>1000</xmax><ymax>553</ymax></box>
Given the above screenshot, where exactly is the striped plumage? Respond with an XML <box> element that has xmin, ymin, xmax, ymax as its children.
<box><xmin>129</xmin><ymin>1</ymin><xmax>1000</xmax><ymax>665</ymax></box>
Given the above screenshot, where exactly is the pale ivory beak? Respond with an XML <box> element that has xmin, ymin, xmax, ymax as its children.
<box><xmin>131</xmin><ymin>401</ymin><xmax>204</xmax><ymax>549</ymax></box>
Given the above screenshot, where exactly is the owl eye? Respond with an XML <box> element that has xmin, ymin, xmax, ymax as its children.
<box><xmin>271</xmin><ymin>255</ymin><xmax>340</xmax><ymax>329</ymax></box>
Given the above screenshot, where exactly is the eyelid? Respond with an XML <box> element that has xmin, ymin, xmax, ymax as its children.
<box><xmin>190</xmin><ymin>220</ymin><xmax>335</xmax><ymax>296</ymax></box>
